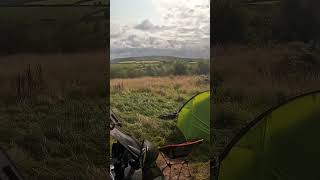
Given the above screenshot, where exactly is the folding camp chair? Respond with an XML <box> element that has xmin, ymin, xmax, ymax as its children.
<box><xmin>158</xmin><ymin>139</ymin><xmax>204</xmax><ymax>180</ymax></box>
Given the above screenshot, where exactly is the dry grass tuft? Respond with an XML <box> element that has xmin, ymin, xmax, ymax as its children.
<box><xmin>111</xmin><ymin>76</ymin><xmax>208</xmax><ymax>94</ymax></box>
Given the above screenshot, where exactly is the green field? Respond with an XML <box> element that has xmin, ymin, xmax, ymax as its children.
<box><xmin>118</xmin><ymin>60</ymin><xmax>161</xmax><ymax>64</ymax></box>
<box><xmin>111</xmin><ymin>58</ymin><xmax>209</xmax><ymax>79</ymax></box>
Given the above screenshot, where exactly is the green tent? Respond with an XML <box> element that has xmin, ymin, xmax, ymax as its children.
<box><xmin>177</xmin><ymin>91</ymin><xmax>210</xmax><ymax>141</ymax></box>
<box><xmin>216</xmin><ymin>91</ymin><xmax>320</xmax><ymax>180</ymax></box>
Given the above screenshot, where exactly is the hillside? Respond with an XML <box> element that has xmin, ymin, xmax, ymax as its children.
<box><xmin>110</xmin><ymin>57</ymin><xmax>210</xmax><ymax>79</ymax></box>
<box><xmin>111</xmin><ymin>56</ymin><xmax>208</xmax><ymax>64</ymax></box>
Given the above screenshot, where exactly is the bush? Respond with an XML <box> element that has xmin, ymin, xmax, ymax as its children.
<box><xmin>174</xmin><ymin>62</ymin><xmax>188</xmax><ymax>75</ymax></box>
<box><xmin>197</xmin><ymin>61</ymin><xmax>210</xmax><ymax>75</ymax></box>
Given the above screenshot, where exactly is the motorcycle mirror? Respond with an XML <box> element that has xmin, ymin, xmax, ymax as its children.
<box><xmin>110</xmin><ymin>109</ymin><xmax>122</xmax><ymax>129</ymax></box>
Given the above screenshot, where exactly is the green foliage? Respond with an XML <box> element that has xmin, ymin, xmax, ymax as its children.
<box><xmin>197</xmin><ymin>61</ymin><xmax>210</xmax><ymax>75</ymax></box>
<box><xmin>174</xmin><ymin>62</ymin><xmax>187</xmax><ymax>75</ymax></box>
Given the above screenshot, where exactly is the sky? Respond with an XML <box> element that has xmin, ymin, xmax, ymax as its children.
<box><xmin>110</xmin><ymin>0</ymin><xmax>210</xmax><ymax>59</ymax></box>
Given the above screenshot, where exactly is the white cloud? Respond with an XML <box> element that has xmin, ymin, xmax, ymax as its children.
<box><xmin>111</xmin><ymin>0</ymin><xmax>210</xmax><ymax>59</ymax></box>
<box><xmin>134</xmin><ymin>19</ymin><xmax>158</xmax><ymax>31</ymax></box>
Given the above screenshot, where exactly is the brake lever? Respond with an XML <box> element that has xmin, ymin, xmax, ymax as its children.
<box><xmin>138</xmin><ymin>140</ymin><xmax>145</xmax><ymax>167</ymax></box>
<box><xmin>124</xmin><ymin>140</ymin><xmax>145</xmax><ymax>180</ymax></box>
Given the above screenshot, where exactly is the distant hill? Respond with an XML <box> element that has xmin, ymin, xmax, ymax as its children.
<box><xmin>111</xmin><ymin>56</ymin><xmax>209</xmax><ymax>64</ymax></box>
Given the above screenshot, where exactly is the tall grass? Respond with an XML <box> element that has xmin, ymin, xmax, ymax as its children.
<box><xmin>0</xmin><ymin>51</ymin><xmax>108</xmax><ymax>179</ymax></box>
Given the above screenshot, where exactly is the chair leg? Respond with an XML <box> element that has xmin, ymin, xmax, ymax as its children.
<box><xmin>169</xmin><ymin>165</ymin><xmax>172</xmax><ymax>180</ymax></box>
<box><xmin>160</xmin><ymin>152</ymin><xmax>171</xmax><ymax>168</ymax></box>
<box><xmin>160</xmin><ymin>152</ymin><xmax>174</xmax><ymax>180</ymax></box>
<box><xmin>185</xmin><ymin>161</ymin><xmax>192</xmax><ymax>178</ymax></box>
<box><xmin>177</xmin><ymin>162</ymin><xmax>184</xmax><ymax>180</ymax></box>
<box><xmin>177</xmin><ymin>161</ymin><xmax>192</xmax><ymax>180</ymax></box>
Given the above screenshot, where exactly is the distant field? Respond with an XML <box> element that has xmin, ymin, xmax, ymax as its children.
<box><xmin>111</xmin><ymin>59</ymin><xmax>209</xmax><ymax>79</ymax></box>
<box><xmin>118</xmin><ymin>60</ymin><xmax>161</xmax><ymax>64</ymax></box>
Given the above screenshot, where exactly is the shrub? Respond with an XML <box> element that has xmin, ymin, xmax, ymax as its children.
<box><xmin>174</xmin><ymin>62</ymin><xmax>188</xmax><ymax>75</ymax></box>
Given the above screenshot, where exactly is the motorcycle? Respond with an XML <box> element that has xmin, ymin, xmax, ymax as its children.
<box><xmin>110</xmin><ymin>110</ymin><xmax>164</xmax><ymax>180</ymax></box>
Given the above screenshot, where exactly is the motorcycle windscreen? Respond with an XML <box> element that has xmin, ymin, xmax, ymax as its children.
<box><xmin>218</xmin><ymin>92</ymin><xmax>320</xmax><ymax>180</ymax></box>
<box><xmin>110</xmin><ymin>128</ymin><xmax>141</xmax><ymax>159</ymax></box>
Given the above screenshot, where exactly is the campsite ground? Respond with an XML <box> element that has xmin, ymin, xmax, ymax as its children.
<box><xmin>0</xmin><ymin>51</ymin><xmax>108</xmax><ymax>179</ymax></box>
<box><xmin>110</xmin><ymin>75</ymin><xmax>210</xmax><ymax>179</ymax></box>
<box><xmin>212</xmin><ymin>43</ymin><xmax>320</xmax><ymax>157</ymax></box>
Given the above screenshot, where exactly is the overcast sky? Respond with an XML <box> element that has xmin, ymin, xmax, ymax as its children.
<box><xmin>110</xmin><ymin>0</ymin><xmax>210</xmax><ymax>59</ymax></box>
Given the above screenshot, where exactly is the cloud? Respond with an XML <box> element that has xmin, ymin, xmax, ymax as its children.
<box><xmin>134</xmin><ymin>19</ymin><xmax>157</xmax><ymax>31</ymax></box>
<box><xmin>134</xmin><ymin>19</ymin><xmax>173</xmax><ymax>32</ymax></box>
<box><xmin>110</xmin><ymin>23</ymin><xmax>129</xmax><ymax>38</ymax></box>
<box><xmin>111</xmin><ymin>0</ymin><xmax>210</xmax><ymax>58</ymax></box>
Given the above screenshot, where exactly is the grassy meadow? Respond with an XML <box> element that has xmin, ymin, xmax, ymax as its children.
<box><xmin>110</xmin><ymin>60</ymin><xmax>210</xmax><ymax>179</ymax></box>
<box><xmin>0</xmin><ymin>51</ymin><xmax>108</xmax><ymax>179</ymax></box>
